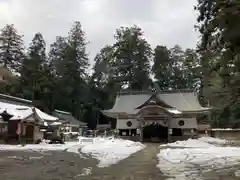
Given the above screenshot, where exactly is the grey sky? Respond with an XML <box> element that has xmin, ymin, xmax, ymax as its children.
<box><xmin>0</xmin><ymin>0</ymin><xmax>199</xmax><ymax>64</ymax></box>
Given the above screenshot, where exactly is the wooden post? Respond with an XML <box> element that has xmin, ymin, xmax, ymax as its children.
<box><xmin>139</xmin><ymin>117</ymin><xmax>143</xmax><ymax>143</ymax></box>
<box><xmin>167</xmin><ymin>115</ymin><xmax>172</xmax><ymax>143</ymax></box>
<box><xmin>19</xmin><ymin>123</ymin><xmax>21</xmax><ymax>144</ymax></box>
<box><xmin>16</xmin><ymin>120</ymin><xmax>22</xmax><ymax>144</ymax></box>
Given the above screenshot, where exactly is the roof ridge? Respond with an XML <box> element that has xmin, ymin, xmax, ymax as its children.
<box><xmin>118</xmin><ymin>89</ymin><xmax>195</xmax><ymax>95</ymax></box>
<box><xmin>179</xmin><ymin>91</ymin><xmax>193</xmax><ymax>109</ymax></box>
<box><xmin>54</xmin><ymin>109</ymin><xmax>72</xmax><ymax>115</ymax></box>
<box><xmin>119</xmin><ymin>91</ymin><xmax>153</xmax><ymax>95</ymax></box>
<box><xmin>0</xmin><ymin>93</ymin><xmax>32</xmax><ymax>104</ymax></box>
<box><xmin>157</xmin><ymin>89</ymin><xmax>195</xmax><ymax>94</ymax></box>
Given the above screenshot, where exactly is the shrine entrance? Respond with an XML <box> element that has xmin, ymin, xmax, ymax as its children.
<box><xmin>137</xmin><ymin>105</ymin><xmax>171</xmax><ymax>143</ymax></box>
<box><xmin>143</xmin><ymin>123</ymin><xmax>168</xmax><ymax>143</ymax></box>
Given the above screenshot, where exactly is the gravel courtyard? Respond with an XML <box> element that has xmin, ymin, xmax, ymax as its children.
<box><xmin>1</xmin><ymin>140</ymin><xmax>240</xmax><ymax>180</ymax></box>
<box><xmin>0</xmin><ymin>144</ymin><xmax>165</xmax><ymax>180</ymax></box>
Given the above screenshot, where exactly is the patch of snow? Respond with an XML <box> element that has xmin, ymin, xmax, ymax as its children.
<box><xmin>0</xmin><ymin>137</ymin><xmax>145</xmax><ymax>168</ymax></box>
<box><xmin>29</xmin><ymin>156</ymin><xmax>43</xmax><ymax>160</ymax></box>
<box><xmin>160</xmin><ymin>138</ymin><xmax>214</xmax><ymax>148</ymax></box>
<box><xmin>160</xmin><ymin>137</ymin><xmax>227</xmax><ymax>148</ymax></box>
<box><xmin>198</xmin><ymin>137</ymin><xmax>227</xmax><ymax>145</ymax></box>
<box><xmin>157</xmin><ymin>147</ymin><xmax>240</xmax><ymax>179</ymax></box>
<box><xmin>235</xmin><ymin>170</ymin><xmax>240</xmax><ymax>177</ymax></box>
<box><xmin>7</xmin><ymin>156</ymin><xmax>17</xmax><ymax>159</ymax></box>
<box><xmin>211</xmin><ymin>128</ymin><xmax>240</xmax><ymax>131</ymax></box>
<box><xmin>157</xmin><ymin>137</ymin><xmax>240</xmax><ymax>179</ymax></box>
<box><xmin>0</xmin><ymin>141</ymin><xmax>80</xmax><ymax>152</ymax></box>
<box><xmin>78</xmin><ymin>167</ymin><xmax>92</xmax><ymax>176</ymax></box>
<box><xmin>80</xmin><ymin>137</ymin><xmax>146</xmax><ymax>167</ymax></box>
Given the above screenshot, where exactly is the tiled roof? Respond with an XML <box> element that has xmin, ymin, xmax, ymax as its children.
<box><xmin>53</xmin><ymin>109</ymin><xmax>87</xmax><ymax>126</ymax></box>
<box><xmin>103</xmin><ymin>89</ymin><xmax>211</xmax><ymax>115</ymax></box>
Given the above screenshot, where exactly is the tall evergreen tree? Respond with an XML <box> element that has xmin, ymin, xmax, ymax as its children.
<box><xmin>20</xmin><ymin>33</ymin><xmax>53</xmax><ymax>111</ymax></box>
<box><xmin>195</xmin><ymin>0</ymin><xmax>240</xmax><ymax>126</ymax></box>
<box><xmin>49</xmin><ymin>36</ymin><xmax>68</xmax><ymax>77</ymax></box>
<box><xmin>183</xmin><ymin>49</ymin><xmax>201</xmax><ymax>90</ymax></box>
<box><xmin>84</xmin><ymin>45</ymin><xmax>118</xmax><ymax>128</ymax></box>
<box><xmin>0</xmin><ymin>24</ymin><xmax>24</xmax><ymax>71</ymax></box>
<box><xmin>195</xmin><ymin>0</ymin><xmax>240</xmax><ymax>100</ymax></box>
<box><xmin>91</xmin><ymin>45</ymin><xmax>119</xmax><ymax>108</ymax></box>
<box><xmin>67</xmin><ymin>21</ymin><xmax>89</xmax><ymax>78</ymax></box>
<box><xmin>112</xmin><ymin>25</ymin><xmax>152</xmax><ymax>90</ymax></box>
<box><xmin>92</xmin><ymin>45</ymin><xmax>115</xmax><ymax>88</ymax></box>
<box><xmin>152</xmin><ymin>45</ymin><xmax>171</xmax><ymax>90</ymax></box>
<box><xmin>152</xmin><ymin>45</ymin><xmax>198</xmax><ymax>90</ymax></box>
<box><xmin>169</xmin><ymin>45</ymin><xmax>186</xmax><ymax>89</ymax></box>
<box><xmin>49</xmin><ymin>21</ymin><xmax>89</xmax><ymax>119</ymax></box>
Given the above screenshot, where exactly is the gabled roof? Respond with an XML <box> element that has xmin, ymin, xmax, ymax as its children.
<box><xmin>157</xmin><ymin>91</ymin><xmax>210</xmax><ymax>112</ymax></box>
<box><xmin>0</xmin><ymin>101</ymin><xmax>58</xmax><ymax>122</ymax></box>
<box><xmin>104</xmin><ymin>93</ymin><xmax>151</xmax><ymax>114</ymax></box>
<box><xmin>102</xmin><ymin>89</ymin><xmax>211</xmax><ymax>116</ymax></box>
<box><xmin>53</xmin><ymin>109</ymin><xmax>87</xmax><ymax>127</ymax></box>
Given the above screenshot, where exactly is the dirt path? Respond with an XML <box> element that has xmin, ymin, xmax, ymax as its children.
<box><xmin>84</xmin><ymin>143</ymin><xmax>165</xmax><ymax>180</ymax></box>
<box><xmin>0</xmin><ymin>151</ymin><xmax>98</xmax><ymax>180</ymax></box>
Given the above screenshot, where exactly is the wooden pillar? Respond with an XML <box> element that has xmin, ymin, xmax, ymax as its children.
<box><xmin>138</xmin><ymin>116</ymin><xmax>143</xmax><ymax>142</ymax></box>
<box><xmin>167</xmin><ymin>115</ymin><xmax>172</xmax><ymax>143</ymax></box>
<box><xmin>19</xmin><ymin>121</ymin><xmax>23</xmax><ymax>144</ymax></box>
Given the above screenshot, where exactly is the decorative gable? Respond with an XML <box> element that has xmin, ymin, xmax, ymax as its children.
<box><xmin>136</xmin><ymin>94</ymin><xmax>173</xmax><ymax>109</ymax></box>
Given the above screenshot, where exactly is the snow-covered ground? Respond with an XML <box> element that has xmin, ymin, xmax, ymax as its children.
<box><xmin>160</xmin><ymin>137</ymin><xmax>227</xmax><ymax>148</ymax></box>
<box><xmin>0</xmin><ymin>137</ymin><xmax>145</xmax><ymax>168</ymax></box>
<box><xmin>80</xmin><ymin>137</ymin><xmax>145</xmax><ymax>167</ymax></box>
<box><xmin>0</xmin><ymin>141</ymin><xmax>78</xmax><ymax>151</ymax></box>
<box><xmin>157</xmin><ymin>137</ymin><xmax>240</xmax><ymax>180</ymax></box>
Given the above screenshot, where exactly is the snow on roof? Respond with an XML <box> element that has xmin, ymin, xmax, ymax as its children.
<box><xmin>50</xmin><ymin>121</ymin><xmax>62</xmax><ymax>126</ymax></box>
<box><xmin>166</xmin><ymin>109</ymin><xmax>182</xmax><ymax>114</ymax></box>
<box><xmin>35</xmin><ymin>108</ymin><xmax>58</xmax><ymax>121</ymax></box>
<box><xmin>54</xmin><ymin>109</ymin><xmax>71</xmax><ymax>115</ymax></box>
<box><xmin>0</xmin><ymin>101</ymin><xmax>32</xmax><ymax>120</ymax></box>
<box><xmin>0</xmin><ymin>101</ymin><xmax>58</xmax><ymax>122</ymax></box>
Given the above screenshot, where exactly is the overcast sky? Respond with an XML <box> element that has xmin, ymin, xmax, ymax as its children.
<box><xmin>0</xmin><ymin>0</ymin><xmax>199</xmax><ymax>63</ymax></box>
